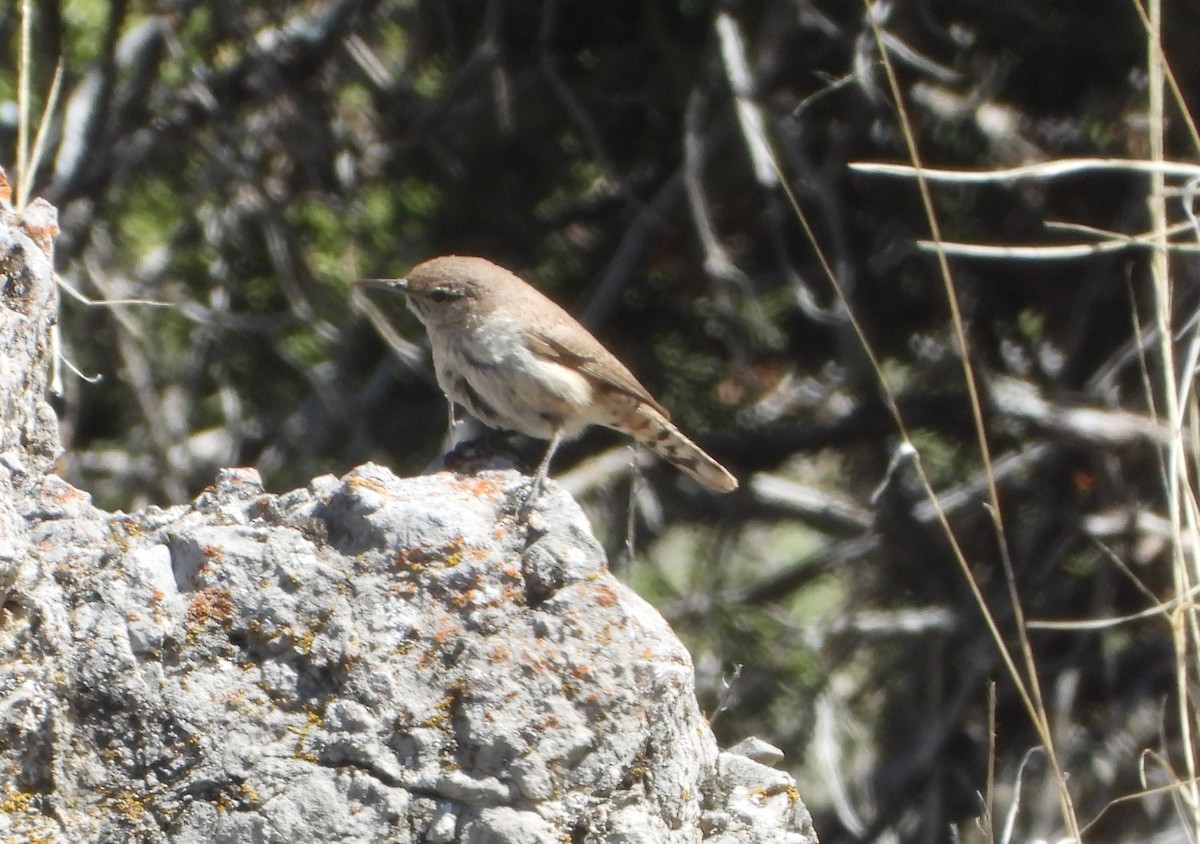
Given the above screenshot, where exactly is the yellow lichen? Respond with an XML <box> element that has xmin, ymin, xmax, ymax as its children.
<box><xmin>111</xmin><ymin>788</ymin><xmax>149</xmax><ymax>819</ymax></box>
<box><xmin>0</xmin><ymin>782</ymin><xmax>35</xmax><ymax>813</ymax></box>
<box><xmin>288</xmin><ymin>709</ymin><xmax>323</xmax><ymax>762</ymax></box>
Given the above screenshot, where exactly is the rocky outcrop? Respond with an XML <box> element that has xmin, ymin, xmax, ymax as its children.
<box><xmin>0</xmin><ymin>178</ymin><xmax>817</xmax><ymax>842</ymax></box>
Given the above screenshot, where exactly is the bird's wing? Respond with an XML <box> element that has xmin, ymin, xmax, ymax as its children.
<box><xmin>526</xmin><ymin>319</ymin><xmax>673</xmax><ymax>419</ymax></box>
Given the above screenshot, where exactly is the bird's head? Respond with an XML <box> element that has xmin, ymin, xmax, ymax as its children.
<box><xmin>358</xmin><ymin>256</ymin><xmax>505</xmax><ymax>328</ymax></box>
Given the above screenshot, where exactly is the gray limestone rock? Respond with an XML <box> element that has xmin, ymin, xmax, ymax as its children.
<box><xmin>1</xmin><ymin>466</ymin><xmax>816</xmax><ymax>842</ymax></box>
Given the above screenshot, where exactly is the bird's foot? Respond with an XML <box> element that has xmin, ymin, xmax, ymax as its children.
<box><xmin>432</xmin><ymin>430</ymin><xmax>521</xmax><ymax>474</ymax></box>
<box><xmin>515</xmin><ymin>475</ymin><xmax>546</xmax><ymax>522</ymax></box>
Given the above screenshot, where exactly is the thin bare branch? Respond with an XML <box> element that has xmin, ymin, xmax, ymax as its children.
<box><xmin>851</xmin><ymin>157</ymin><xmax>1200</xmax><ymax>183</ymax></box>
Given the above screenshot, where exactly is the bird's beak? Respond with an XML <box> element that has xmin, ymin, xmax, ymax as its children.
<box><xmin>356</xmin><ymin>277</ymin><xmax>409</xmax><ymax>294</ymax></box>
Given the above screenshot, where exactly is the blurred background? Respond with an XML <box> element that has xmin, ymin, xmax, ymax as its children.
<box><xmin>5</xmin><ymin>1</ymin><xmax>1198</xmax><ymax>841</ymax></box>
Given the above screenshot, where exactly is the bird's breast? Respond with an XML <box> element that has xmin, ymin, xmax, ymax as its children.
<box><xmin>426</xmin><ymin>314</ymin><xmax>595</xmax><ymax>439</ymax></box>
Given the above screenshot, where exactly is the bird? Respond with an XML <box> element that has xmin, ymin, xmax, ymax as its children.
<box><xmin>358</xmin><ymin>256</ymin><xmax>738</xmax><ymax>510</ymax></box>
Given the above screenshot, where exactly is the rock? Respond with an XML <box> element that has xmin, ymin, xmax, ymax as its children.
<box><xmin>0</xmin><ymin>463</ymin><xmax>817</xmax><ymax>843</ymax></box>
<box><xmin>726</xmin><ymin>737</ymin><xmax>786</xmax><ymax>767</ymax></box>
<box><xmin>0</xmin><ymin>193</ymin><xmax>60</xmax><ymax>475</ymax></box>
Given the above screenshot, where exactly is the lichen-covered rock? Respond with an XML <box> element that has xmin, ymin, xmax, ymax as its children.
<box><xmin>0</xmin><ymin>189</ymin><xmax>60</xmax><ymax>476</ymax></box>
<box><xmin>0</xmin><ymin>176</ymin><xmax>62</xmax><ymax>600</ymax></box>
<box><xmin>0</xmin><ymin>464</ymin><xmax>816</xmax><ymax>843</ymax></box>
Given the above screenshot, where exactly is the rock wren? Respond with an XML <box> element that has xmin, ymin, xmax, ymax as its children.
<box><xmin>359</xmin><ymin>256</ymin><xmax>738</xmax><ymax>504</ymax></box>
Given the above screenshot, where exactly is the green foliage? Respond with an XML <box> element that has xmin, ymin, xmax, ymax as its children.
<box><xmin>904</xmin><ymin>428</ymin><xmax>971</xmax><ymax>490</ymax></box>
<box><xmin>1017</xmin><ymin>307</ymin><xmax>1044</xmax><ymax>341</ymax></box>
<box><xmin>116</xmin><ymin>178</ymin><xmax>188</xmax><ymax>262</ymax></box>
<box><xmin>281</xmin><ymin>325</ymin><xmax>332</xmax><ymax>368</ymax></box>
<box><xmin>61</xmin><ymin>0</ymin><xmax>110</xmax><ymax>63</ymax></box>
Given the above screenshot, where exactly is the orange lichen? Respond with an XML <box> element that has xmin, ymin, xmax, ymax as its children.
<box><xmin>186</xmin><ymin>588</ymin><xmax>235</xmax><ymax>626</ymax></box>
<box><xmin>458</xmin><ymin>476</ymin><xmax>503</xmax><ymax>499</ymax></box>
<box><xmin>394</xmin><ymin>535</ymin><xmax>470</xmax><ymax>572</ymax></box>
<box><xmin>109</xmin><ymin>517</ymin><xmax>144</xmax><ymax>538</ymax></box>
<box><xmin>449</xmin><ymin>589</ymin><xmax>478</xmax><ymax>608</ymax></box>
<box><xmin>536</xmin><ymin>713</ymin><xmax>560</xmax><ymax>730</ymax></box>
<box><xmin>591</xmin><ymin>585</ymin><xmax>618</xmax><ymax>608</ymax></box>
<box><xmin>389</xmin><ymin>582</ymin><xmax>419</xmax><ymax>599</ymax></box>
<box><xmin>346</xmin><ymin>475</ymin><xmax>389</xmax><ymax>496</ymax></box>
<box><xmin>20</xmin><ymin>204</ymin><xmax>59</xmax><ymax>256</ymax></box>
<box><xmin>431</xmin><ymin>624</ymin><xmax>463</xmax><ymax>647</ymax></box>
<box><xmin>40</xmin><ymin>478</ymin><xmax>86</xmax><ymax>505</ymax></box>
<box><xmin>500</xmin><ymin>584</ymin><xmax>524</xmax><ymax>604</ymax></box>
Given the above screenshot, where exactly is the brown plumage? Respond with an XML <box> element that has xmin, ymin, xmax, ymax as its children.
<box><xmin>360</xmin><ymin>256</ymin><xmax>737</xmax><ymax>500</ymax></box>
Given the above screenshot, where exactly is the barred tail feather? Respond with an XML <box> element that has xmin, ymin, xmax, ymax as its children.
<box><xmin>622</xmin><ymin>403</ymin><xmax>738</xmax><ymax>493</ymax></box>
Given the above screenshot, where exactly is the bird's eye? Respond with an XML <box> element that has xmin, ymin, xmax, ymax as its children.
<box><xmin>429</xmin><ymin>289</ymin><xmax>456</xmax><ymax>303</ymax></box>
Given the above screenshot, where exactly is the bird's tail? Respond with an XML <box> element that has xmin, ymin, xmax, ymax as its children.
<box><xmin>619</xmin><ymin>403</ymin><xmax>738</xmax><ymax>493</ymax></box>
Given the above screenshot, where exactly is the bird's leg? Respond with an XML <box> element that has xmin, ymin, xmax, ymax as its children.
<box><xmin>441</xmin><ymin>401</ymin><xmax>462</xmax><ymax>454</ymax></box>
<box><xmin>518</xmin><ymin>428</ymin><xmax>564</xmax><ymax>519</ymax></box>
